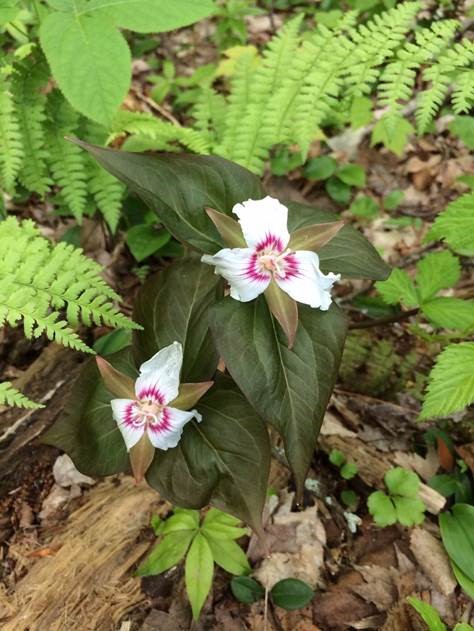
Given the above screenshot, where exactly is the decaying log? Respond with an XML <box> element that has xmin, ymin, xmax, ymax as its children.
<box><xmin>0</xmin><ymin>344</ymin><xmax>84</xmax><ymax>493</ymax></box>
<box><xmin>0</xmin><ymin>477</ymin><xmax>167</xmax><ymax>631</ymax></box>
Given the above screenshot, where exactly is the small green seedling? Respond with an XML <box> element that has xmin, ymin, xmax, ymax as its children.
<box><xmin>304</xmin><ymin>158</ymin><xmax>366</xmax><ymax>204</ymax></box>
<box><xmin>408</xmin><ymin>596</ymin><xmax>474</xmax><ymax>631</ymax></box>
<box><xmin>137</xmin><ymin>507</ymin><xmax>251</xmax><ymax>620</ymax></box>
<box><xmin>231</xmin><ymin>576</ymin><xmax>314</xmax><ymax>611</ymax></box>
<box><xmin>368</xmin><ymin>467</ymin><xmax>426</xmax><ymax>527</ymax></box>
<box><xmin>329</xmin><ymin>449</ymin><xmax>359</xmax><ymax>480</ymax></box>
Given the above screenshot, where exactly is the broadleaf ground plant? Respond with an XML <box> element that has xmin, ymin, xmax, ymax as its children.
<box><xmin>45</xmin><ymin>145</ymin><xmax>389</xmax><ymax>528</ymax></box>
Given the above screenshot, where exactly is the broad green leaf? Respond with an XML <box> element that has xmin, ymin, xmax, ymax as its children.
<box><xmin>326</xmin><ymin>176</ymin><xmax>352</xmax><ymax>204</ymax></box>
<box><xmin>304</xmin><ymin>156</ymin><xmax>337</xmax><ymax>181</ymax></box>
<box><xmin>71</xmin><ymin>141</ymin><xmax>264</xmax><ymax>253</ymax></box>
<box><xmin>126</xmin><ymin>225</ymin><xmax>171</xmax><ymax>262</ymax></box>
<box><xmin>162</xmin><ymin>511</ymin><xmax>200</xmax><ymax>534</ymax></box>
<box><xmin>329</xmin><ymin>449</ymin><xmax>346</xmax><ymax>467</ymax></box>
<box><xmin>421</xmin><ymin>297</ymin><xmax>474</xmax><ymax>331</ymax></box>
<box><xmin>452</xmin><ymin>562</ymin><xmax>474</xmax><ymax>600</ymax></box>
<box><xmin>42</xmin><ymin>349</ymin><xmax>135</xmax><ymax>477</ymax></box>
<box><xmin>454</xmin><ymin>624</ymin><xmax>474</xmax><ymax>631</ymax></box>
<box><xmin>420</xmin><ymin>343</ymin><xmax>474</xmax><ymax>420</ymax></box>
<box><xmin>376</xmin><ymin>269</ymin><xmax>418</xmax><ymax>307</ymax></box>
<box><xmin>0</xmin><ymin>0</ymin><xmax>18</xmax><ymax>23</ymax></box>
<box><xmin>86</xmin><ymin>0</ymin><xmax>216</xmax><ymax>33</ymax></box>
<box><xmin>132</xmin><ymin>258</ymin><xmax>222</xmax><ymax>382</ymax></box>
<box><xmin>349</xmin><ymin>196</ymin><xmax>379</xmax><ymax>218</ymax></box>
<box><xmin>271</xmin><ymin>578</ymin><xmax>314</xmax><ymax>611</ymax></box>
<box><xmin>407</xmin><ymin>597</ymin><xmax>447</xmax><ymax>631</ymax></box>
<box><xmin>146</xmin><ymin>377</ymin><xmax>271</xmax><ymax>532</ymax></box>
<box><xmin>440</xmin><ymin>504</ymin><xmax>474</xmax><ymax>582</ymax></box>
<box><xmin>202</xmin><ymin>520</ymin><xmax>248</xmax><ymax>541</ymax></box>
<box><xmin>449</xmin><ymin>115</ymin><xmax>474</xmax><ymax>151</ymax></box>
<box><xmin>367</xmin><ymin>491</ymin><xmax>397</xmax><ymax>527</ymax></box>
<box><xmin>39</xmin><ymin>12</ymin><xmax>131</xmax><ymax>125</ymax></box>
<box><xmin>384</xmin><ymin>190</ymin><xmax>404</xmax><ymax>210</ymax></box>
<box><xmin>416</xmin><ymin>251</ymin><xmax>461</xmax><ymax>302</ymax></box>
<box><xmin>231</xmin><ymin>576</ymin><xmax>265</xmax><ymax>604</ymax></box>
<box><xmin>372</xmin><ymin>115</ymin><xmax>414</xmax><ymax>156</ymax></box>
<box><xmin>205</xmin><ymin>535</ymin><xmax>250</xmax><ymax>575</ymax></box>
<box><xmin>337</xmin><ymin>164</ymin><xmax>366</xmax><ymax>188</ymax></box>
<box><xmin>385</xmin><ymin>467</ymin><xmax>420</xmax><ymax>497</ymax></box>
<box><xmin>136</xmin><ymin>530</ymin><xmax>195</xmax><ymax>576</ymax></box>
<box><xmin>203</xmin><ymin>507</ymin><xmax>242</xmax><ymax>527</ymax></box>
<box><xmin>427</xmin><ymin>193</ymin><xmax>474</xmax><ymax>256</ymax></box>
<box><xmin>393</xmin><ymin>496</ymin><xmax>425</xmax><ymax>526</ymax></box>
<box><xmin>209</xmin><ymin>297</ymin><xmax>347</xmax><ymax>497</ymax></box>
<box><xmin>287</xmin><ymin>202</ymin><xmax>390</xmax><ymax>280</ymax></box>
<box><xmin>340</xmin><ymin>462</ymin><xmax>358</xmax><ymax>480</ymax></box>
<box><xmin>185</xmin><ymin>532</ymin><xmax>214</xmax><ymax>620</ymax></box>
<box><xmin>93</xmin><ymin>329</ymin><xmax>132</xmax><ymax>356</ymax></box>
<box><xmin>43</xmin><ymin>259</ymin><xmax>220</xmax><ymax>475</ymax></box>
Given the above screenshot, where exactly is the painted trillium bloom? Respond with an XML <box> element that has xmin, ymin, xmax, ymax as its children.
<box><xmin>96</xmin><ymin>342</ymin><xmax>212</xmax><ymax>483</ymax></box>
<box><xmin>202</xmin><ymin>196</ymin><xmax>344</xmax><ymax>348</ymax></box>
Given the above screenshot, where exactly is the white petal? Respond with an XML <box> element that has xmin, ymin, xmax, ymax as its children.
<box><xmin>111</xmin><ymin>399</ymin><xmax>145</xmax><ymax>451</ymax></box>
<box><xmin>201</xmin><ymin>249</ymin><xmax>270</xmax><ymax>302</ymax></box>
<box><xmin>135</xmin><ymin>341</ymin><xmax>182</xmax><ymax>405</ymax></box>
<box><xmin>232</xmin><ymin>196</ymin><xmax>290</xmax><ymax>251</ymax></box>
<box><xmin>275</xmin><ymin>250</ymin><xmax>340</xmax><ymax>309</ymax></box>
<box><xmin>147</xmin><ymin>406</ymin><xmax>201</xmax><ymax>450</ymax></box>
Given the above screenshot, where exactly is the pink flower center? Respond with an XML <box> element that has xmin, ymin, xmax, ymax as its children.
<box><xmin>135</xmin><ymin>400</ymin><xmax>163</xmax><ymax>426</ymax></box>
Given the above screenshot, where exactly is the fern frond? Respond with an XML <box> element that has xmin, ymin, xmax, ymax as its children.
<box><xmin>0</xmin><ymin>217</ymin><xmax>140</xmax><ymax>355</ymax></box>
<box><xmin>216</xmin><ymin>48</ymin><xmax>261</xmax><ymax>159</ymax></box>
<box><xmin>110</xmin><ymin>111</ymin><xmax>210</xmax><ymax>154</ymax></box>
<box><xmin>267</xmin><ymin>11</ymin><xmax>358</xmax><ymax>148</ymax></box>
<box><xmin>417</xmin><ymin>38</ymin><xmax>474</xmax><ymax>133</ymax></box>
<box><xmin>226</xmin><ymin>15</ymin><xmax>304</xmax><ymax>172</ymax></box>
<box><xmin>0</xmin><ymin>74</ymin><xmax>24</xmax><ymax>193</ymax></box>
<box><xmin>88</xmin><ymin>163</ymin><xmax>124</xmax><ymax>232</ymax></box>
<box><xmin>13</xmin><ymin>58</ymin><xmax>52</xmax><ymax>196</ymax></box>
<box><xmin>0</xmin><ymin>381</ymin><xmax>44</xmax><ymax>409</ymax></box>
<box><xmin>192</xmin><ymin>87</ymin><xmax>226</xmax><ymax>144</ymax></box>
<box><xmin>344</xmin><ymin>2</ymin><xmax>421</xmax><ymax>98</ymax></box>
<box><xmin>377</xmin><ymin>21</ymin><xmax>458</xmax><ymax>117</ymax></box>
<box><xmin>452</xmin><ymin>70</ymin><xmax>474</xmax><ymax>114</ymax></box>
<box><xmin>45</xmin><ymin>93</ymin><xmax>88</xmax><ymax>222</ymax></box>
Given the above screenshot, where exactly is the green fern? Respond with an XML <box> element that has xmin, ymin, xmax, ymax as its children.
<box><xmin>452</xmin><ymin>69</ymin><xmax>474</xmax><ymax>114</ymax></box>
<box><xmin>110</xmin><ymin>110</ymin><xmax>210</xmax><ymax>154</ymax></box>
<box><xmin>0</xmin><ymin>381</ymin><xmax>44</xmax><ymax>409</ymax></box>
<box><xmin>417</xmin><ymin>39</ymin><xmax>474</xmax><ymax>133</ymax></box>
<box><xmin>0</xmin><ymin>73</ymin><xmax>24</xmax><ymax>193</ymax></box>
<box><xmin>0</xmin><ymin>217</ymin><xmax>140</xmax><ymax>354</ymax></box>
<box><xmin>45</xmin><ymin>92</ymin><xmax>88</xmax><ymax>222</ymax></box>
<box><xmin>13</xmin><ymin>59</ymin><xmax>52</xmax><ymax>196</ymax></box>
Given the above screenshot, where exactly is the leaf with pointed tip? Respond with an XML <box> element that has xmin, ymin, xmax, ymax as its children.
<box><xmin>129</xmin><ymin>432</ymin><xmax>155</xmax><ymax>483</ymax></box>
<box><xmin>206</xmin><ymin>208</ymin><xmax>246</xmax><ymax>248</ymax></box>
<box><xmin>286</xmin><ymin>202</ymin><xmax>390</xmax><ymax>280</ymax></box>
<box><xmin>43</xmin><ymin>258</ymin><xmax>221</xmax><ymax>477</ymax></box>
<box><xmin>288</xmin><ymin>221</ymin><xmax>344</xmax><ymax>252</ymax></box>
<box><xmin>133</xmin><ymin>258</ymin><xmax>222</xmax><ymax>382</ymax></box>
<box><xmin>42</xmin><ymin>349</ymin><xmax>135</xmax><ymax>477</ymax></box>
<box><xmin>96</xmin><ymin>355</ymin><xmax>135</xmax><ymax>398</ymax></box>
<box><xmin>264</xmin><ymin>281</ymin><xmax>298</xmax><ymax>349</ymax></box>
<box><xmin>69</xmin><ymin>140</ymin><xmax>264</xmax><ymax>253</ymax></box>
<box><xmin>209</xmin><ymin>297</ymin><xmax>347</xmax><ymax>498</ymax></box>
<box><xmin>170</xmin><ymin>382</ymin><xmax>214</xmax><ymax>410</ymax></box>
<box><xmin>146</xmin><ymin>376</ymin><xmax>271</xmax><ymax>532</ymax></box>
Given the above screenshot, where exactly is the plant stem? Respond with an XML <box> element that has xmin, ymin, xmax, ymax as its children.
<box><xmin>349</xmin><ymin>308</ymin><xmax>420</xmax><ymax>330</ymax></box>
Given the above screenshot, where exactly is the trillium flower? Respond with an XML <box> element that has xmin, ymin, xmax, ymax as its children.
<box><xmin>202</xmin><ymin>196</ymin><xmax>343</xmax><ymax>347</ymax></box>
<box><xmin>96</xmin><ymin>342</ymin><xmax>212</xmax><ymax>483</ymax></box>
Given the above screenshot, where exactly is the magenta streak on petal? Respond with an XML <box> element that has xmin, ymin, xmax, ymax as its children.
<box><xmin>122</xmin><ymin>401</ymin><xmax>142</xmax><ymax>428</ymax></box>
<box><xmin>244</xmin><ymin>252</ymin><xmax>271</xmax><ymax>282</ymax></box>
<box><xmin>256</xmin><ymin>233</ymin><xmax>284</xmax><ymax>253</ymax></box>
<box><xmin>137</xmin><ymin>385</ymin><xmax>165</xmax><ymax>404</ymax></box>
<box><xmin>147</xmin><ymin>407</ymin><xmax>172</xmax><ymax>435</ymax></box>
<box><xmin>276</xmin><ymin>253</ymin><xmax>301</xmax><ymax>281</ymax></box>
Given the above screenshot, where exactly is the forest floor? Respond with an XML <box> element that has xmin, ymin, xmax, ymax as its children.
<box><xmin>1</xmin><ymin>7</ymin><xmax>474</xmax><ymax>631</ymax></box>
